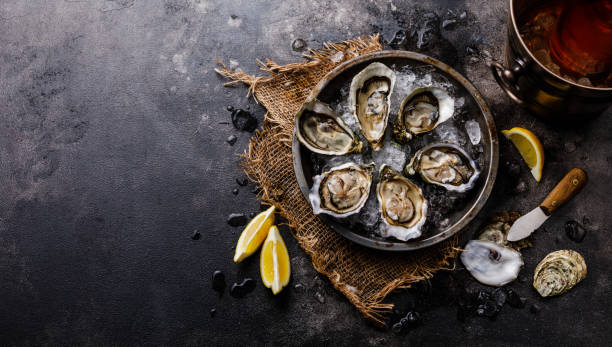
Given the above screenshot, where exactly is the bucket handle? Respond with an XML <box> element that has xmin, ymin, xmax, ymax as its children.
<box><xmin>490</xmin><ymin>58</ymin><xmax>528</xmax><ymax>105</ymax></box>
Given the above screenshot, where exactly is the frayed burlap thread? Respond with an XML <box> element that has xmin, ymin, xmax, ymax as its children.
<box><xmin>216</xmin><ymin>34</ymin><xmax>460</xmax><ymax>326</ymax></box>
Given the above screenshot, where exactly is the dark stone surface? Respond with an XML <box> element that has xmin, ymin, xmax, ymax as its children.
<box><xmin>0</xmin><ymin>0</ymin><xmax>610</xmax><ymax>345</ymax></box>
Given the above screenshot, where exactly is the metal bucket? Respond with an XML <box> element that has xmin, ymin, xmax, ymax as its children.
<box><xmin>491</xmin><ymin>0</ymin><xmax>612</xmax><ymax>119</ymax></box>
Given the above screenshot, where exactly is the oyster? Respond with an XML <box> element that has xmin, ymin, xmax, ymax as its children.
<box><xmin>460</xmin><ymin>240</ymin><xmax>524</xmax><ymax>287</ymax></box>
<box><xmin>533</xmin><ymin>250</ymin><xmax>587</xmax><ymax>297</ymax></box>
<box><xmin>309</xmin><ymin>162</ymin><xmax>374</xmax><ymax>218</ymax></box>
<box><xmin>405</xmin><ymin>143</ymin><xmax>480</xmax><ymax>192</ymax></box>
<box><xmin>348</xmin><ymin>62</ymin><xmax>396</xmax><ymax>151</ymax></box>
<box><xmin>295</xmin><ymin>99</ymin><xmax>362</xmax><ymax>155</ymax></box>
<box><xmin>376</xmin><ymin>165</ymin><xmax>427</xmax><ymax>241</ymax></box>
<box><xmin>394</xmin><ymin>86</ymin><xmax>454</xmax><ymax>141</ymax></box>
<box><xmin>478</xmin><ymin>221</ymin><xmax>511</xmax><ymax>246</ymax></box>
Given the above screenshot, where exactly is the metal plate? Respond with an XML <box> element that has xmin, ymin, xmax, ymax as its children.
<box><xmin>292</xmin><ymin>51</ymin><xmax>498</xmax><ymax>251</ymax></box>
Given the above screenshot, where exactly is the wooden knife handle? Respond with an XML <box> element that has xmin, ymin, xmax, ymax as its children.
<box><xmin>540</xmin><ymin>168</ymin><xmax>587</xmax><ymax>215</ymax></box>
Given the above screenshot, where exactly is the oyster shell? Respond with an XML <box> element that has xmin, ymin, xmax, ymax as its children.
<box><xmin>394</xmin><ymin>86</ymin><xmax>454</xmax><ymax>141</ymax></box>
<box><xmin>405</xmin><ymin>143</ymin><xmax>480</xmax><ymax>193</ymax></box>
<box><xmin>478</xmin><ymin>221</ymin><xmax>511</xmax><ymax>246</ymax></box>
<box><xmin>376</xmin><ymin>165</ymin><xmax>427</xmax><ymax>241</ymax></box>
<box><xmin>533</xmin><ymin>250</ymin><xmax>587</xmax><ymax>297</ymax></box>
<box><xmin>460</xmin><ymin>240</ymin><xmax>524</xmax><ymax>287</ymax></box>
<box><xmin>348</xmin><ymin>62</ymin><xmax>396</xmax><ymax>151</ymax></box>
<box><xmin>309</xmin><ymin>162</ymin><xmax>374</xmax><ymax>218</ymax></box>
<box><xmin>295</xmin><ymin>99</ymin><xmax>362</xmax><ymax>155</ymax></box>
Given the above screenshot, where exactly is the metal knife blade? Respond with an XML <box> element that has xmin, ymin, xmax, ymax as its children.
<box><xmin>507</xmin><ymin>206</ymin><xmax>549</xmax><ymax>241</ymax></box>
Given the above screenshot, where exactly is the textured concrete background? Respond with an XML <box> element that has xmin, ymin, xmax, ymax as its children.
<box><xmin>1</xmin><ymin>0</ymin><xmax>610</xmax><ymax>345</ymax></box>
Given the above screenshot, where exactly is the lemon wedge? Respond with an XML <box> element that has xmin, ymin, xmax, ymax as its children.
<box><xmin>502</xmin><ymin>127</ymin><xmax>545</xmax><ymax>182</ymax></box>
<box><xmin>233</xmin><ymin>205</ymin><xmax>275</xmax><ymax>263</ymax></box>
<box><xmin>260</xmin><ymin>225</ymin><xmax>291</xmax><ymax>295</ymax></box>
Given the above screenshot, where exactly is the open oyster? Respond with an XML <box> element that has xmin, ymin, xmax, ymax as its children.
<box><xmin>394</xmin><ymin>86</ymin><xmax>454</xmax><ymax>142</ymax></box>
<box><xmin>461</xmin><ymin>240</ymin><xmax>524</xmax><ymax>287</ymax></box>
<box><xmin>309</xmin><ymin>162</ymin><xmax>374</xmax><ymax>218</ymax></box>
<box><xmin>405</xmin><ymin>143</ymin><xmax>479</xmax><ymax>193</ymax></box>
<box><xmin>348</xmin><ymin>62</ymin><xmax>396</xmax><ymax>151</ymax></box>
<box><xmin>376</xmin><ymin>165</ymin><xmax>427</xmax><ymax>241</ymax></box>
<box><xmin>533</xmin><ymin>250</ymin><xmax>587</xmax><ymax>297</ymax></box>
<box><xmin>295</xmin><ymin>99</ymin><xmax>362</xmax><ymax>155</ymax></box>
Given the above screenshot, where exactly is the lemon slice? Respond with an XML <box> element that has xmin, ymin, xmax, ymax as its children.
<box><xmin>501</xmin><ymin>127</ymin><xmax>545</xmax><ymax>182</ymax></box>
<box><xmin>233</xmin><ymin>205</ymin><xmax>275</xmax><ymax>263</ymax></box>
<box><xmin>260</xmin><ymin>225</ymin><xmax>291</xmax><ymax>295</ymax></box>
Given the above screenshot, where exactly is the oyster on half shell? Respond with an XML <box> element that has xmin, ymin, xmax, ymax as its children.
<box><xmin>309</xmin><ymin>162</ymin><xmax>374</xmax><ymax>218</ymax></box>
<box><xmin>405</xmin><ymin>143</ymin><xmax>479</xmax><ymax>193</ymax></box>
<box><xmin>533</xmin><ymin>250</ymin><xmax>587</xmax><ymax>297</ymax></box>
<box><xmin>295</xmin><ymin>99</ymin><xmax>362</xmax><ymax>155</ymax></box>
<box><xmin>376</xmin><ymin>165</ymin><xmax>427</xmax><ymax>241</ymax></box>
<box><xmin>394</xmin><ymin>86</ymin><xmax>454</xmax><ymax>142</ymax></box>
<box><xmin>348</xmin><ymin>62</ymin><xmax>396</xmax><ymax>151</ymax></box>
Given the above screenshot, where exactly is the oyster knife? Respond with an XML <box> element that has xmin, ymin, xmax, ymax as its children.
<box><xmin>507</xmin><ymin>168</ymin><xmax>587</xmax><ymax>242</ymax></box>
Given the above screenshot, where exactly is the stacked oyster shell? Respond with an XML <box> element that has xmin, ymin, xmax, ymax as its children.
<box><xmin>296</xmin><ymin>62</ymin><xmax>480</xmax><ymax>242</ymax></box>
<box><xmin>533</xmin><ymin>250</ymin><xmax>587</xmax><ymax>297</ymax></box>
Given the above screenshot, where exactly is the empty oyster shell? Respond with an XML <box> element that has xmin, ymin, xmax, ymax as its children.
<box><xmin>405</xmin><ymin>143</ymin><xmax>480</xmax><ymax>192</ymax></box>
<box><xmin>394</xmin><ymin>86</ymin><xmax>454</xmax><ymax>142</ymax></box>
<box><xmin>376</xmin><ymin>165</ymin><xmax>427</xmax><ymax>241</ymax></box>
<box><xmin>348</xmin><ymin>62</ymin><xmax>396</xmax><ymax>151</ymax></box>
<box><xmin>460</xmin><ymin>240</ymin><xmax>524</xmax><ymax>287</ymax></box>
<box><xmin>533</xmin><ymin>250</ymin><xmax>587</xmax><ymax>297</ymax></box>
<box><xmin>295</xmin><ymin>99</ymin><xmax>362</xmax><ymax>155</ymax></box>
<box><xmin>309</xmin><ymin>162</ymin><xmax>374</xmax><ymax>218</ymax></box>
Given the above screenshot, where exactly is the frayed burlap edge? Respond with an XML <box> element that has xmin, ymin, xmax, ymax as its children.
<box><xmin>216</xmin><ymin>34</ymin><xmax>461</xmax><ymax>326</ymax></box>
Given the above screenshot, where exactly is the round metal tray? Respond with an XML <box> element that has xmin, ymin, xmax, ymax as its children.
<box><xmin>292</xmin><ymin>51</ymin><xmax>498</xmax><ymax>251</ymax></box>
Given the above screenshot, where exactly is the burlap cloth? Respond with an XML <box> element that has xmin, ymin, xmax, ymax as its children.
<box><xmin>216</xmin><ymin>34</ymin><xmax>460</xmax><ymax>326</ymax></box>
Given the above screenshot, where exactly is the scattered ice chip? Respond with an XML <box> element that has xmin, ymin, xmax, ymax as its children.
<box><xmin>434</xmin><ymin>123</ymin><xmax>467</xmax><ymax>146</ymax></box>
<box><xmin>465</xmin><ymin>120</ymin><xmax>481</xmax><ymax>145</ymax></box>
<box><xmin>372</xmin><ymin>142</ymin><xmax>407</xmax><ymax>172</ymax></box>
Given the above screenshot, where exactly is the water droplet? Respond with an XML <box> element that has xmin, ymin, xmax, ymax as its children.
<box><xmin>232</xmin><ymin>188</ymin><xmax>239</xmax><ymax>195</ymax></box>
<box><xmin>210</xmin><ymin>308</ymin><xmax>217</xmax><ymax>317</ymax></box>
<box><xmin>291</xmin><ymin>38</ymin><xmax>306</xmax><ymax>52</ymax></box>
<box><xmin>212</xmin><ymin>270</ymin><xmax>226</xmax><ymax>295</ymax></box>
<box><xmin>236</xmin><ymin>177</ymin><xmax>248</xmax><ymax>186</ymax></box>
<box><xmin>227</xmin><ymin>135</ymin><xmax>237</xmax><ymax>146</ymax></box>
<box><xmin>230</xmin><ymin>278</ymin><xmax>256</xmax><ymax>298</ymax></box>
<box><xmin>227</xmin><ymin>213</ymin><xmax>247</xmax><ymax>227</ymax></box>
<box><xmin>314</xmin><ymin>291</ymin><xmax>325</xmax><ymax>304</ymax></box>
<box><xmin>230</xmin><ymin>109</ymin><xmax>257</xmax><ymax>132</ymax></box>
<box><xmin>191</xmin><ymin>230</ymin><xmax>201</xmax><ymax>240</ymax></box>
<box><xmin>226</xmin><ymin>105</ymin><xmax>234</xmax><ymax>112</ymax></box>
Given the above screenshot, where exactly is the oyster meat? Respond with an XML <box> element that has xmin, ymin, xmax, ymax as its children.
<box><xmin>348</xmin><ymin>62</ymin><xmax>396</xmax><ymax>151</ymax></box>
<box><xmin>376</xmin><ymin>165</ymin><xmax>427</xmax><ymax>241</ymax></box>
<box><xmin>461</xmin><ymin>240</ymin><xmax>524</xmax><ymax>287</ymax></box>
<box><xmin>533</xmin><ymin>249</ymin><xmax>587</xmax><ymax>297</ymax></box>
<box><xmin>405</xmin><ymin>143</ymin><xmax>480</xmax><ymax>192</ymax></box>
<box><xmin>309</xmin><ymin>162</ymin><xmax>374</xmax><ymax>218</ymax></box>
<box><xmin>295</xmin><ymin>99</ymin><xmax>362</xmax><ymax>155</ymax></box>
<box><xmin>394</xmin><ymin>86</ymin><xmax>454</xmax><ymax>141</ymax></box>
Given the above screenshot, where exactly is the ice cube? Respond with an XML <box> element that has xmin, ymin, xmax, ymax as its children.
<box><xmin>464</xmin><ymin>120</ymin><xmax>481</xmax><ymax>145</ymax></box>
